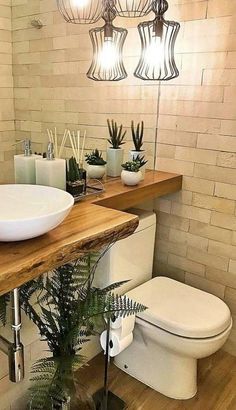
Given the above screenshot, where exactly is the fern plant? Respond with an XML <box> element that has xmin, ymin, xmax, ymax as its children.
<box><xmin>0</xmin><ymin>293</ymin><xmax>10</xmax><ymax>326</ymax></box>
<box><xmin>0</xmin><ymin>252</ymin><xmax>146</xmax><ymax>410</ymax></box>
<box><xmin>107</xmin><ymin>119</ymin><xmax>126</xmax><ymax>149</ymax></box>
<box><xmin>131</xmin><ymin>120</ymin><xmax>144</xmax><ymax>152</ymax></box>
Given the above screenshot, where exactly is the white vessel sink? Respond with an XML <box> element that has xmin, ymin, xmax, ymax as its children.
<box><xmin>0</xmin><ymin>185</ymin><xmax>74</xmax><ymax>242</ymax></box>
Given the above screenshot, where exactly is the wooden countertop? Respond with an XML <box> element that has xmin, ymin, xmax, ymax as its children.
<box><xmin>0</xmin><ymin>170</ymin><xmax>182</xmax><ymax>296</ymax></box>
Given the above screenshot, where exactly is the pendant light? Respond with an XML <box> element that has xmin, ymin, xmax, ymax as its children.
<box><xmin>113</xmin><ymin>0</ymin><xmax>153</xmax><ymax>18</ymax></box>
<box><xmin>134</xmin><ymin>0</ymin><xmax>180</xmax><ymax>80</ymax></box>
<box><xmin>87</xmin><ymin>6</ymin><xmax>128</xmax><ymax>81</ymax></box>
<box><xmin>57</xmin><ymin>0</ymin><xmax>105</xmax><ymax>24</ymax></box>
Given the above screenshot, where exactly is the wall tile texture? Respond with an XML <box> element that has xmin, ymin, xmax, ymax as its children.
<box><xmin>0</xmin><ymin>0</ymin><xmax>236</xmax><ymax>406</ymax></box>
<box><xmin>154</xmin><ymin>0</ymin><xmax>236</xmax><ymax>357</ymax></box>
<box><xmin>0</xmin><ymin>0</ymin><xmax>14</xmax><ymax>183</ymax></box>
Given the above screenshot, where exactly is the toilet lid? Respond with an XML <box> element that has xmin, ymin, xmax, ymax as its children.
<box><xmin>127</xmin><ymin>277</ymin><xmax>231</xmax><ymax>339</ymax></box>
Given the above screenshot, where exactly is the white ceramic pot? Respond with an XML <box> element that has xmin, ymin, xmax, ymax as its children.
<box><xmin>107</xmin><ymin>148</ymin><xmax>124</xmax><ymax>177</ymax></box>
<box><xmin>87</xmin><ymin>164</ymin><xmax>106</xmax><ymax>179</ymax></box>
<box><xmin>129</xmin><ymin>150</ymin><xmax>146</xmax><ymax>180</ymax></box>
<box><xmin>121</xmin><ymin>170</ymin><xmax>142</xmax><ymax>186</ymax></box>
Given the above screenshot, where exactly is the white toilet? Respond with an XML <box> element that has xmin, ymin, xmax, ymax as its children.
<box><xmin>95</xmin><ymin>209</ymin><xmax>232</xmax><ymax>400</ymax></box>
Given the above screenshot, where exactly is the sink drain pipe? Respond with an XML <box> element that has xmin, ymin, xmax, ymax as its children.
<box><xmin>0</xmin><ymin>288</ymin><xmax>24</xmax><ymax>383</ymax></box>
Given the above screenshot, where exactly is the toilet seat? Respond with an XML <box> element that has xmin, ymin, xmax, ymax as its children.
<box><xmin>126</xmin><ymin>277</ymin><xmax>231</xmax><ymax>339</ymax></box>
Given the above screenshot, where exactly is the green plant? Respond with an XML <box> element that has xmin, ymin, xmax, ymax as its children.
<box><xmin>107</xmin><ymin>119</ymin><xmax>126</xmax><ymax>149</ymax></box>
<box><xmin>0</xmin><ymin>293</ymin><xmax>9</xmax><ymax>326</ymax></box>
<box><xmin>85</xmin><ymin>149</ymin><xmax>107</xmax><ymax>166</ymax></box>
<box><xmin>122</xmin><ymin>155</ymin><xmax>148</xmax><ymax>172</ymax></box>
<box><xmin>131</xmin><ymin>120</ymin><xmax>144</xmax><ymax>152</ymax></box>
<box><xmin>0</xmin><ymin>251</ymin><xmax>146</xmax><ymax>410</ymax></box>
<box><xmin>66</xmin><ymin>157</ymin><xmax>81</xmax><ymax>183</ymax></box>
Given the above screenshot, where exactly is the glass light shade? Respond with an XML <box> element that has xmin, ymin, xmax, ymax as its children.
<box><xmin>57</xmin><ymin>0</ymin><xmax>105</xmax><ymax>24</ymax></box>
<box><xmin>87</xmin><ymin>24</ymin><xmax>128</xmax><ymax>81</ymax></box>
<box><xmin>113</xmin><ymin>0</ymin><xmax>153</xmax><ymax>17</ymax></box>
<box><xmin>134</xmin><ymin>17</ymin><xmax>180</xmax><ymax>80</ymax></box>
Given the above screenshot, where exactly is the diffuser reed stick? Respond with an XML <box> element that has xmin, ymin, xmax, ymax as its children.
<box><xmin>59</xmin><ymin>129</ymin><xmax>69</xmax><ymax>159</ymax></box>
<box><xmin>80</xmin><ymin>130</ymin><xmax>86</xmax><ymax>167</ymax></box>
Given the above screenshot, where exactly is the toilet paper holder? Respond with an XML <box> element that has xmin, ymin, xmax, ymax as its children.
<box><xmin>93</xmin><ymin>319</ymin><xmax>126</xmax><ymax>410</ymax></box>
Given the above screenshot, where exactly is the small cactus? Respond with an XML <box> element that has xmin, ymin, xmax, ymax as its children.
<box><xmin>66</xmin><ymin>157</ymin><xmax>81</xmax><ymax>182</ymax></box>
<box><xmin>122</xmin><ymin>155</ymin><xmax>148</xmax><ymax>172</ymax></box>
<box><xmin>131</xmin><ymin>120</ymin><xmax>144</xmax><ymax>151</ymax></box>
<box><xmin>85</xmin><ymin>149</ymin><xmax>107</xmax><ymax>166</ymax></box>
<box><xmin>107</xmin><ymin>119</ymin><xmax>126</xmax><ymax>149</ymax></box>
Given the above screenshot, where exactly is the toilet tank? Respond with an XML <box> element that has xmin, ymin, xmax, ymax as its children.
<box><xmin>94</xmin><ymin>209</ymin><xmax>156</xmax><ymax>294</ymax></box>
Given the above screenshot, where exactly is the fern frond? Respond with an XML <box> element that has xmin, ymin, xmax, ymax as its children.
<box><xmin>0</xmin><ymin>293</ymin><xmax>10</xmax><ymax>326</ymax></box>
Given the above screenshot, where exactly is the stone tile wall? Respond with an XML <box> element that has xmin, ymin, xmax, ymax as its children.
<box><xmin>0</xmin><ymin>0</ymin><xmax>236</xmax><ymax>406</ymax></box>
<box><xmin>0</xmin><ymin>0</ymin><xmax>14</xmax><ymax>183</ymax></box>
<box><xmin>154</xmin><ymin>0</ymin><xmax>236</xmax><ymax>356</ymax></box>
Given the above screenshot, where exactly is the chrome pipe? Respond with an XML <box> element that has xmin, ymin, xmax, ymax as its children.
<box><xmin>8</xmin><ymin>343</ymin><xmax>24</xmax><ymax>383</ymax></box>
<box><xmin>0</xmin><ymin>288</ymin><xmax>25</xmax><ymax>383</ymax></box>
<box><xmin>10</xmin><ymin>288</ymin><xmax>22</xmax><ymax>348</ymax></box>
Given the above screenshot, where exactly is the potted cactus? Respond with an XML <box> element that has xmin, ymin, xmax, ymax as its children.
<box><xmin>66</xmin><ymin>157</ymin><xmax>86</xmax><ymax>198</ymax></box>
<box><xmin>121</xmin><ymin>155</ymin><xmax>147</xmax><ymax>186</ymax></box>
<box><xmin>85</xmin><ymin>149</ymin><xmax>106</xmax><ymax>179</ymax></box>
<box><xmin>130</xmin><ymin>121</ymin><xmax>146</xmax><ymax>179</ymax></box>
<box><xmin>107</xmin><ymin>119</ymin><xmax>126</xmax><ymax>177</ymax></box>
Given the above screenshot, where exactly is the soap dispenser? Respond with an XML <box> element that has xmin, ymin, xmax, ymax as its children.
<box><xmin>36</xmin><ymin>142</ymin><xmax>66</xmax><ymax>191</ymax></box>
<box><xmin>14</xmin><ymin>139</ymin><xmax>42</xmax><ymax>184</ymax></box>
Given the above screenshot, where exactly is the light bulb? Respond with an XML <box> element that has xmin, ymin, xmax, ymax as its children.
<box><xmin>98</xmin><ymin>38</ymin><xmax>118</xmax><ymax>70</ymax></box>
<box><xmin>71</xmin><ymin>0</ymin><xmax>90</xmax><ymax>8</ymax></box>
<box><xmin>144</xmin><ymin>35</ymin><xmax>163</xmax><ymax>71</ymax></box>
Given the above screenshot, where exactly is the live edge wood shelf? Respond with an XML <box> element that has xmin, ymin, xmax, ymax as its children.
<box><xmin>0</xmin><ymin>171</ymin><xmax>182</xmax><ymax>296</ymax></box>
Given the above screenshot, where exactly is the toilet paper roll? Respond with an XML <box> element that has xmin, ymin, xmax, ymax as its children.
<box><xmin>109</xmin><ymin>314</ymin><xmax>135</xmax><ymax>338</ymax></box>
<box><xmin>100</xmin><ymin>329</ymin><xmax>133</xmax><ymax>357</ymax></box>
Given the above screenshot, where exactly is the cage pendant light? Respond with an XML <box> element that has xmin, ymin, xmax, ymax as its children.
<box><xmin>57</xmin><ymin>0</ymin><xmax>105</xmax><ymax>24</ymax></box>
<box><xmin>87</xmin><ymin>7</ymin><xmax>128</xmax><ymax>81</ymax></box>
<box><xmin>134</xmin><ymin>0</ymin><xmax>180</xmax><ymax>81</ymax></box>
<box><xmin>113</xmin><ymin>0</ymin><xmax>153</xmax><ymax>18</ymax></box>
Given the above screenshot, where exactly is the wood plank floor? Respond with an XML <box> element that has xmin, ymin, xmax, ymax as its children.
<box><xmin>78</xmin><ymin>351</ymin><xmax>236</xmax><ymax>410</ymax></box>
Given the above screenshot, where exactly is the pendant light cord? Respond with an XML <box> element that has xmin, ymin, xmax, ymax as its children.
<box><xmin>153</xmin><ymin>81</ymin><xmax>161</xmax><ymax>171</ymax></box>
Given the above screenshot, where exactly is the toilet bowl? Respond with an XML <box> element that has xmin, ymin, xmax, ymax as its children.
<box><xmin>114</xmin><ymin>277</ymin><xmax>232</xmax><ymax>399</ymax></box>
<box><xmin>95</xmin><ymin>209</ymin><xmax>232</xmax><ymax>399</ymax></box>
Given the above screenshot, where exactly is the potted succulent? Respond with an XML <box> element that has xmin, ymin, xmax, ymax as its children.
<box><xmin>85</xmin><ymin>149</ymin><xmax>106</xmax><ymax>179</ymax></box>
<box><xmin>66</xmin><ymin>157</ymin><xmax>86</xmax><ymax>198</ymax></box>
<box><xmin>130</xmin><ymin>121</ymin><xmax>146</xmax><ymax>179</ymax></box>
<box><xmin>107</xmin><ymin>119</ymin><xmax>126</xmax><ymax>177</ymax></box>
<box><xmin>121</xmin><ymin>155</ymin><xmax>147</xmax><ymax>186</ymax></box>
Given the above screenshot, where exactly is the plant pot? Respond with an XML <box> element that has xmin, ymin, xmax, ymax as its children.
<box><xmin>30</xmin><ymin>377</ymin><xmax>96</xmax><ymax>410</ymax></box>
<box><xmin>66</xmin><ymin>180</ymin><xmax>85</xmax><ymax>197</ymax></box>
<box><xmin>107</xmin><ymin>148</ymin><xmax>124</xmax><ymax>177</ymax></box>
<box><xmin>121</xmin><ymin>170</ymin><xmax>142</xmax><ymax>186</ymax></box>
<box><xmin>52</xmin><ymin>386</ymin><xmax>95</xmax><ymax>410</ymax></box>
<box><xmin>87</xmin><ymin>165</ymin><xmax>106</xmax><ymax>179</ymax></box>
<box><xmin>129</xmin><ymin>150</ymin><xmax>146</xmax><ymax>180</ymax></box>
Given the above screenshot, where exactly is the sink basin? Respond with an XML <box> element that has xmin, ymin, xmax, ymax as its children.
<box><xmin>0</xmin><ymin>185</ymin><xmax>74</xmax><ymax>242</ymax></box>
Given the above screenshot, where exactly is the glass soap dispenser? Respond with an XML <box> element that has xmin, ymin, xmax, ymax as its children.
<box><xmin>36</xmin><ymin>142</ymin><xmax>66</xmax><ymax>191</ymax></box>
<box><xmin>14</xmin><ymin>139</ymin><xmax>42</xmax><ymax>184</ymax></box>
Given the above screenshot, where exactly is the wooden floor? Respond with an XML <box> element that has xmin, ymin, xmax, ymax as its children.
<box><xmin>78</xmin><ymin>350</ymin><xmax>236</xmax><ymax>410</ymax></box>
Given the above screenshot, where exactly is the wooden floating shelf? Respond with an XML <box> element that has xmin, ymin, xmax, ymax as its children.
<box><xmin>0</xmin><ymin>170</ymin><xmax>182</xmax><ymax>296</ymax></box>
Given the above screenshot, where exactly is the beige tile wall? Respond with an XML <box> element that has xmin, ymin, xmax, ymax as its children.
<box><xmin>154</xmin><ymin>0</ymin><xmax>236</xmax><ymax>355</ymax></box>
<box><xmin>0</xmin><ymin>0</ymin><xmax>235</xmax><ymax>406</ymax></box>
<box><xmin>12</xmin><ymin>0</ymin><xmax>159</xmax><ymax>165</ymax></box>
<box><xmin>0</xmin><ymin>0</ymin><xmax>14</xmax><ymax>183</ymax></box>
